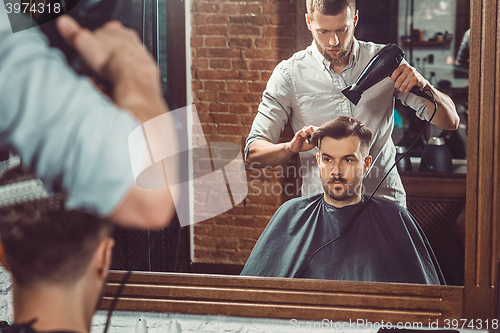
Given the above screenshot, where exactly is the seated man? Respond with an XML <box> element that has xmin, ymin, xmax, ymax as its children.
<box><xmin>241</xmin><ymin>116</ymin><xmax>445</xmax><ymax>284</ymax></box>
<box><xmin>0</xmin><ymin>166</ymin><xmax>114</xmax><ymax>333</ymax></box>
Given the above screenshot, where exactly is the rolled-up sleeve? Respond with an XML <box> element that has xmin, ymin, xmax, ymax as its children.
<box><xmin>395</xmin><ymin>89</ymin><xmax>430</xmax><ymax>121</ymax></box>
<box><xmin>393</xmin><ymin>59</ymin><xmax>430</xmax><ymax>122</ymax></box>
<box><xmin>0</xmin><ymin>24</ymin><xmax>139</xmax><ymax>216</ymax></box>
<box><xmin>244</xmin><ymin>63</ymin><xmax>294</xmax><ymax>160</ymax></box>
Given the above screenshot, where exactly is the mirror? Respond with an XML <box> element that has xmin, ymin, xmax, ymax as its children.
<box><xmin>110</xmin><ymin>0</ymin><xmax>470</xmax><ymax>285</ymax></box>
<box><xmin>104</xmin><ymin>0</ymin><xmax>499</xmax><ymax>322</ymax></box>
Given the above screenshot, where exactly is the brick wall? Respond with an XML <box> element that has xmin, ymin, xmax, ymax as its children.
<box><xmin>190</xmin><ymin>0</ymin><xmax>300</xmax><ymax>265</ymax></box>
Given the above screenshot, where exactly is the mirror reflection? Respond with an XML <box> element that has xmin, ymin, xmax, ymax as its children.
<box><xmin>241</xmin><ymin>116</ymin><xmax>445</xmax><ymax>285</ymax></box>
<box><xmin>109</xmin><ymin>0</ymin><xmax>469</xmax><ymax>287</ymax></box>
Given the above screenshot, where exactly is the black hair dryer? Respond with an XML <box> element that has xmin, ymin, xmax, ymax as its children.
<box><xmin>341</xmin><ymin>44</ymin><xmax>433</xmax><ymax>105</ymax></box>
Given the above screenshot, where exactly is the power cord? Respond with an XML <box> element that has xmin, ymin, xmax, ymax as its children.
<box><xmin>102</xmin><ymin>243</ymin><xmax>152</xmax><ymax>333</ymax></box>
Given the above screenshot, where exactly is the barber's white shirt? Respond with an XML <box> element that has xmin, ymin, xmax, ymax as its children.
<box><xmin>246</xmin><ymin>38</ymin><xmax>430</xmax><ymax>207</ymax></box>
<box><xmin>0</xmin><ymin>7</ymin><xmax>140</xmax><ymax>215</ymax></box>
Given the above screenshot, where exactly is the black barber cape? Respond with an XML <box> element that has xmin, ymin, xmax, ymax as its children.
<box><xmin>240</xmin><ymin>194</ymin><xmax>445</xmax><ymax>284</ymax></box>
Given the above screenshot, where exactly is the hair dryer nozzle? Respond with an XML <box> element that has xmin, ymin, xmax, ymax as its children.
<box><xmin>341</xmin><ymin>44</ymin><xmax>404</xmax><ymax>105</ymax></box>
<box><xmin>342</xmin><ymin>85</ymin><xmax>362</xmax><ymax>105</ymax></box>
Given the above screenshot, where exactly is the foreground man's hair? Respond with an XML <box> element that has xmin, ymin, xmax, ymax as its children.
<box><xmin>0</xmin><ymin>166</ymin><xmax>112</xmax><ymax>287</ymax></box>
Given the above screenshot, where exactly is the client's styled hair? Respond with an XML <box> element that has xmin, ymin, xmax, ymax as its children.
<box><xmin>311</xmin><ymin>116</ymin><xmax>372</xmax><ymax>155</ymax></box>
<box><xmin>306</xmin><ymin>0</ymin><xmax>356</xmax><ymax>16</ymax></box>
<box><xmin>0</xmin><ymin>166</ymin><xmax>113</xmax><ymax>287</ymax></box>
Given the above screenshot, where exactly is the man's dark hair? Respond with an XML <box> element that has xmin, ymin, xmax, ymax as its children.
<box><xmin>311</xmin><ymin>116</ymin><xmax>372</xmax><ymax>155</ymax></box>
<box><xmin>0</xmin><ymin>166</ymin><xmax>113</xmax><ymax>287</ymax></box>
<box><xmin>306</xmin><ymin>0</ymin><xmax>356</xmax><ymax>16</ymax></box>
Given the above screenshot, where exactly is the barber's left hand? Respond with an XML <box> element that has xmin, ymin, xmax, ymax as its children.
<box><xmin>390</xmin><ymin>64</ymin><xmax>430</xmax><ymax>94</ymax></box>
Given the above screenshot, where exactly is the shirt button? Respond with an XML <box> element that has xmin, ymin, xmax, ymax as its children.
<box><xmin>342</xmin><ymin>73</ymin><xmax>346</xmax><ymax>77</ymax></box>
<box><xmin>343</xmin><ymin>96</ymin><xmax>347</xmax><ymax>100</ymax></box>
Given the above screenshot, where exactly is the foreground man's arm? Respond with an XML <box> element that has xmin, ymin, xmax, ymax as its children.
<box><xmin>56</xmin><ymin>16</ymin><xmax>176</xmax><ymax>229</ymax></box>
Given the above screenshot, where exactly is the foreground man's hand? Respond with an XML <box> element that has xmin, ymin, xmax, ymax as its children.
<box><xmin>56</xmin><ymin>15</ymin><xmax>166</xmax><ymax>122</ymax></box>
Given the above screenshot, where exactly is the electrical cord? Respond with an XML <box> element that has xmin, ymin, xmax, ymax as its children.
<box><xmin>298</xmin><ymin>89</ymin><xmax>437</xmax><ymax>278</ymax></box>
<box><xmin>102</xmin><ymin>242</ymin><xmax>152</xmax><ymax>333</ymax></box>
<box><xmin>102</xmin><ymin>221</ymin><xmax>182</xmax><ymax>333</ymax></box>
<box><xmin>102</xmin><ymin>271</ymin><xmax>131</xmax><ymax>333</ymax></box>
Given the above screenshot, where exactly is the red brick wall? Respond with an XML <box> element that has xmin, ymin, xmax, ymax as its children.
<box><xmin>190</xmin><ymin>0</ymin><xmax>300</xmax><ymax>265</ymax></box>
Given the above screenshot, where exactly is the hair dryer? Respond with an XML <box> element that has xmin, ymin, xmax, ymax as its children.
<box><xmin>341</xmin><ymin>44</ymin><xmax>433</xmax><ymax>105</ymax></box>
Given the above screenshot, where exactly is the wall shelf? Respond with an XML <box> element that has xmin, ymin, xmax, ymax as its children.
<box><xmin>401</xmin><ymin>40</ymin><xmax>452</xmax><ymax>47</ymax></box>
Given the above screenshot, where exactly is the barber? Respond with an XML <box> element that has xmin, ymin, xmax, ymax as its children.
<box><xmin>245</xmin><ymin>0</ymin><xmax>459</xmax><ymax>207</ymax></box>
<box><xmin>0</xmin><ymin>8</ymin><xmax>175</xmax><ymax>228</ymax></box>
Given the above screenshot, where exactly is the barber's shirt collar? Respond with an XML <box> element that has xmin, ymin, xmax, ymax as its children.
<box><xmin>311</xmin><ymin>37</ymin><xmax>360</xmax><ymax>71</ymax></box>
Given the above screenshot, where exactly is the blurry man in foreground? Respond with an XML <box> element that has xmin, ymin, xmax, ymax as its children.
<box><xmin>0</xmin><ymin>166</ymin><xmax>114</xmax><ymax>333</ymax></box>
<box><xmin>241</xmin><ymin>117</ymin><xmax>445</xmax><ymax>284</ymax></box>
<box><xmin>0</xmin><ymin>2</ymin><xmax>177</xmax><ymax>229</ymax></box>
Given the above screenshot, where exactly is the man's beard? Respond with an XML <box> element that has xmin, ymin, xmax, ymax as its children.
<box><xmin>316</xmin><ymin>37</ymin><xmax>353</xmax><ymax>64</ymax></box>
<box><xmin>320</xmin><ymin>175</ymin><xmax>361</xmax><ymax>202</ymax></box>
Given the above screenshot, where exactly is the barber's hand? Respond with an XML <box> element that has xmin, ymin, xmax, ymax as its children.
<box><xmin>390</xmin><ymin>64</ymin><xmax>430</xmax><ymax>94</ymax></box>
<box><xmin>286</xmin><ymin>126</ymin><xmax>317</xmax><ymax>154</ymax></box>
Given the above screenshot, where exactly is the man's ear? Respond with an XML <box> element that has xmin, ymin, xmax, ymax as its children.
<box><xmin>305</xmin><ymin>13</ymin><xmax>313</xmax><ymax>31</ymax></box>
<box><xmin>316</xmin><ymin>152</ymin><xmax>321</xmax><ymax>165</ymax></box>
<box><xmin>353</xmin><ymin>9</ymin><xmax>359</xmax><ymax>28</ymax></box>
<box><xmin>364</xmin><ymin>155</ymin><xmax>372</xmax><ymax>173</ymax></box>
<box><xmin>95</xmin><ymin>238</ymin><xmax>115</xmax><ymax>280</ymax></box>
<box><xmin>0</xmin><ymin>237</ymin><xmax>10</xmax><ymax>272</ymax></box>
